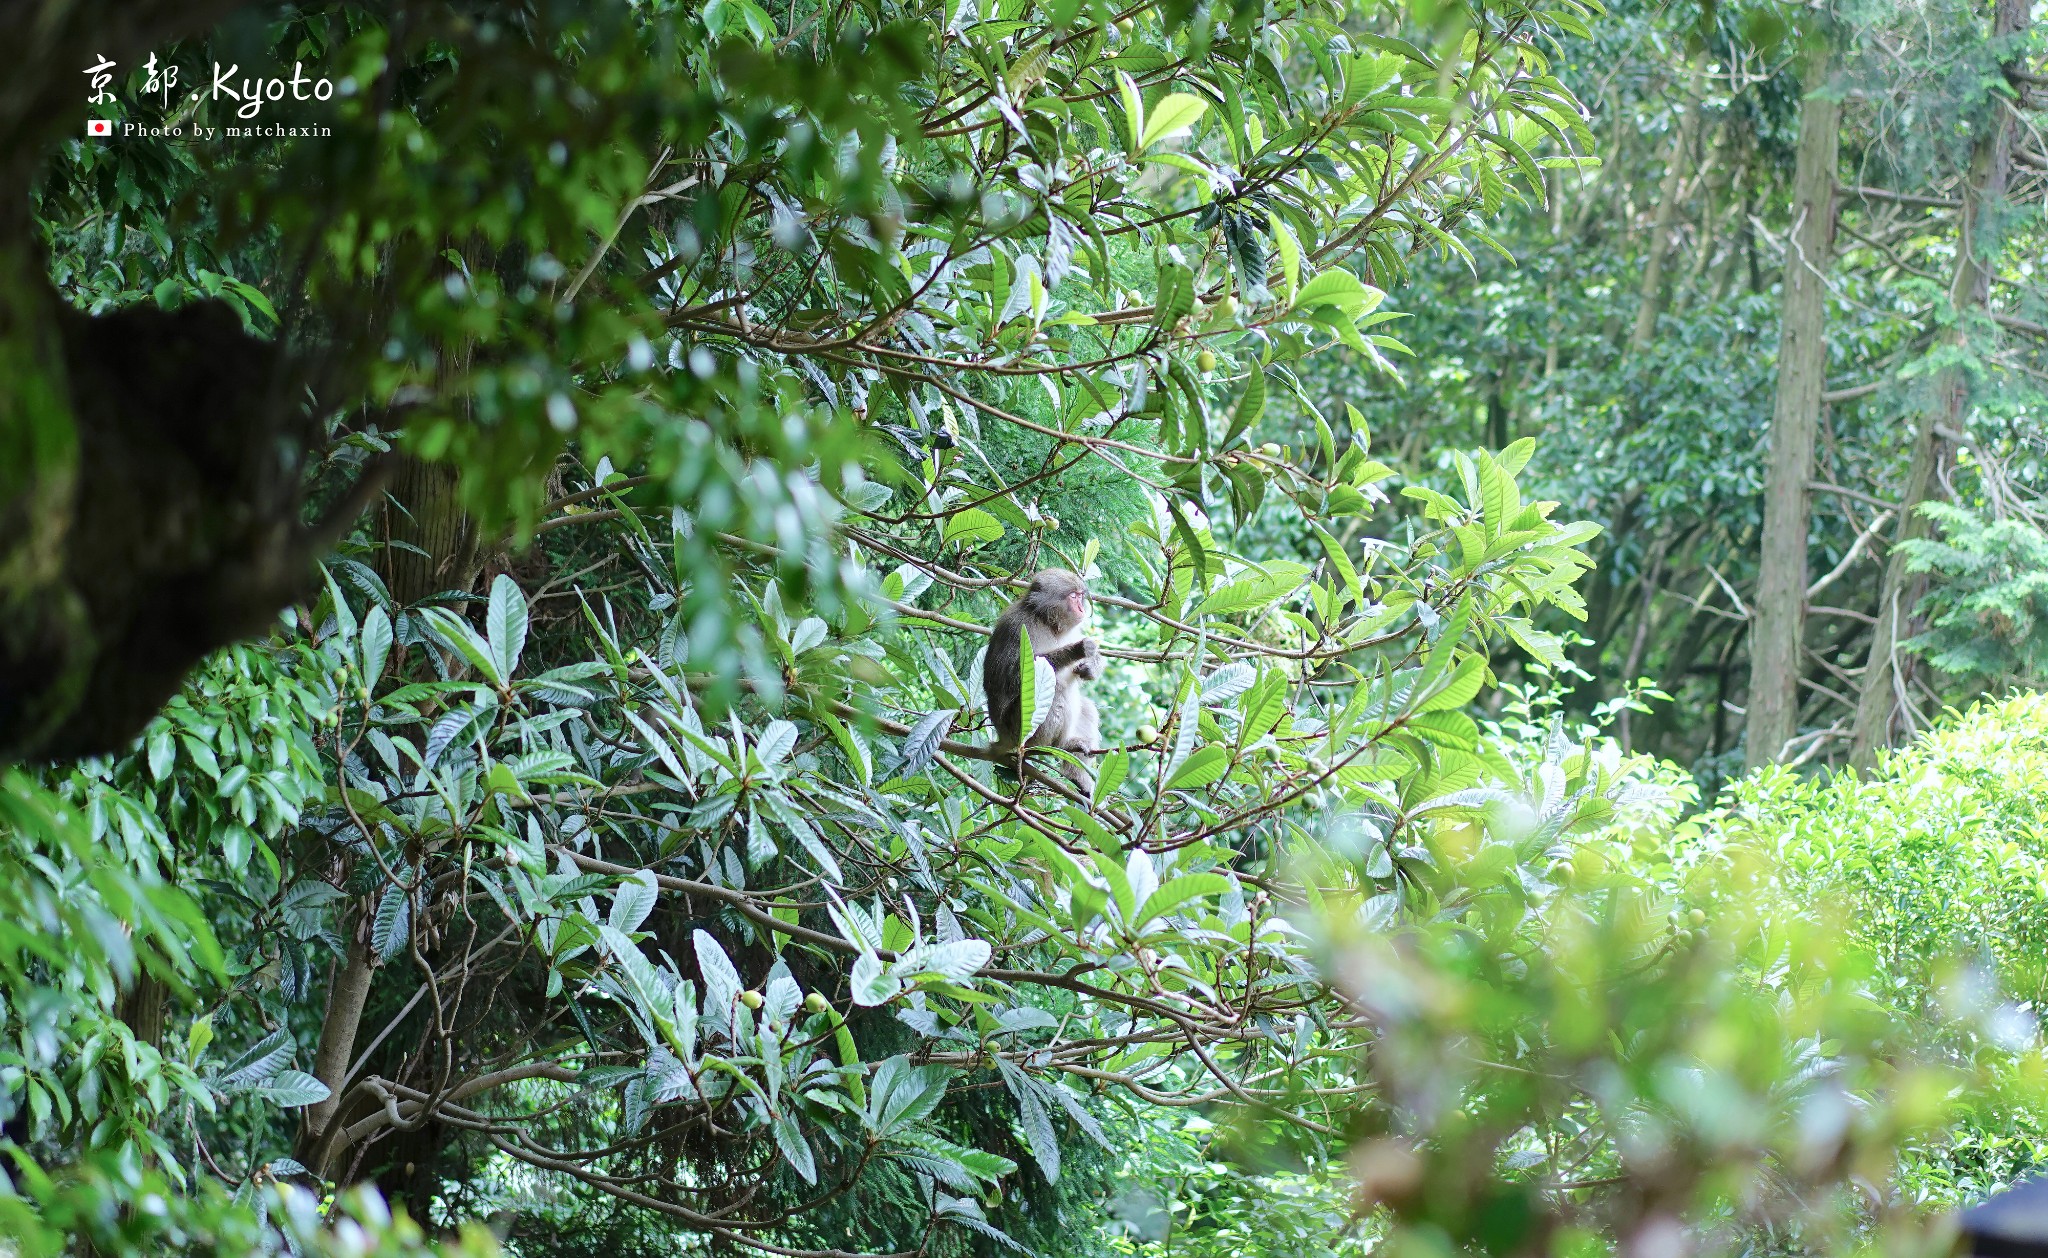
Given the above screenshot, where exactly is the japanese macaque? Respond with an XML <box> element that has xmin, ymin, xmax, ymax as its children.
<box><xmin>985</xmin><ymin>569</ymin><xmax>1102</xmax><ymax>782</ymax></box>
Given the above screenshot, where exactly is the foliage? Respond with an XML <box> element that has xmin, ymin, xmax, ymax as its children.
<box><xmin>1898</xmin><ymin>503</ymin><xmax>2048</xmax><ymax>690</ymax></box>
<box><xmin>1711</xmin><ymin>693</ymin><xmax>2048</xmax><ymax>1204</ymax></box>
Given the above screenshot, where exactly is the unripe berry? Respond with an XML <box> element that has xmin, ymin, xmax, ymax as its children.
<box><xmin>1196</xmin><ymin>350</ymin><xmax>1217</xmax><ymax>372</ymax></box>
<box><xmin>1137</xmin><ymin>724</ymin><xmax>1160</xmax><ymax>743</ymax></box>
<box><xmin>740</xmin><ymin>990</ymin><xmax>764</xmax><ymax>1010</ymax></box>
<box><xmin>1259</xmin><ymin>442</ymin><xmax>1282</xmax><ymax>458</ymax></box>
<box><xmin>804</xmin><ymin>992</ymin><xmax>829</xmax><ymax>1014</ymax></box>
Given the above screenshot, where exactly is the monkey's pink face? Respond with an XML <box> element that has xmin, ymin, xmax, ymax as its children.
<box><xmin>1066</xmin><ymin>590</ymin><xmax>1089</xmax><ymax>624</ymax></box>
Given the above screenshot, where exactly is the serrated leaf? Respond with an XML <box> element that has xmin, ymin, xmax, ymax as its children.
<box><xmin>774</xmin><ymin>1110</ymin><xmax>818</xmax><ymax>1183</ymax></box>
<box><xmin>756</xmin><ymin>719</ymin><xmax>798</xmax><ymax>768</ymax></box>
<box><xmin>372</xmin><ymin>885</ymin><xmax>411</xmax><ymax>961</ymax></box>
<box><xmin>906</xmin><ymin>939</ymin><xmax>991</xmax><ymax>981</ymax></box>
<box><xmin>1419</xmin><ymin>653</ymin><xmax>1485</xmax><ymax>713</ymax></box>
<box><xmin>609</xmin><ymin>870</ymin><xmax>659</xmax><ymax>934</ymax></box>
<box><xmin>943</xmin><ymin>508</ymin><xmax>1005</xmax><ymax>547</ymax></box>
<box><xmin>257</xmin><ymin>1070</ymin><xmax>331</xmax><ymax>1109</ymax></box>
<box><xmin>219</xmin><ymin>1029</ymin><xmax>294</xmax><ymax>1087</ymax></box>
<box><xmin>146</xmin><ymin>730</ymin><xmax>175</xmax><ymax>782</ymax></box>
<box><xmin>420</xmin><ymin>607</ymin><xmax>503</xmax><ymax>687</ymax></box>
<box><xmin>1201</xmin><ymin>662</ymin><xmax>1256</xmax><ymax>704</ymax></box>
<box><xmin>901</xmin><ymin>709</ymin><xmax>958</xmax><ymax>776</ymax></box>
<box><xmin>853</xmin><ymin>950</ymin><xmax>903</xmax><ymax>1007</ymax></box>
<box><xmin>694</xmin><ymin>929</ymin><xmax>743</xmax><ymax>1015</ymax></box>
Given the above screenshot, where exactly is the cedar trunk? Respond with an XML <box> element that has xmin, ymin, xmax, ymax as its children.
<box><xmin>1745</xmin><ymin>36</ymin><xmax>1839</xmax><ymax>771</ymax></box>
<box><xmin>1848</xmin><ymin>0</ymin><xmax>2031</xmax><ymax>769</ymax></box>
<box><xmin>1628</xmin><ymin>54</ymin><xmax>1708</xmax><ymax>353</ymax></box>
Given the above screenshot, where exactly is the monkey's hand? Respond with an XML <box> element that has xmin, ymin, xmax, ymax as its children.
<box><xmin>1073</xmin><ymin>638</ymin><xmax>1104</xmax><ymax>680</ymax></box>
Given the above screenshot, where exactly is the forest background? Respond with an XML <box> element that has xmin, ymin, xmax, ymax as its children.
<box><xmin>0</xmin><ymin>0</ymin><xmax>2046</xmax><ymax>1254</ymax></box>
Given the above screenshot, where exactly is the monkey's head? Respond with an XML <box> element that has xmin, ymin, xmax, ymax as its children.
<box><xmin>1023</xmin><ymin>568</ymin><xmax>1090</xmax><ymax>632</ymax></box>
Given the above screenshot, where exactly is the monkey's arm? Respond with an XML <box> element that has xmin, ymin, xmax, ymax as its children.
<box><xmin>1041</xmin><ymin>639</ymin><xmax>1103</xmax><ymax>677</ymax></box>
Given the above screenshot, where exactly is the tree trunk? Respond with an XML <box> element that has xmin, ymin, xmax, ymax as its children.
<box><xmin>1545</xmin><ymin>169</ymin><xmax>1565</xmax><ymax>378</ymax></box>
<box><xmin>297</xmin><ymin>433</ymin><xmax>483</xmax><ymax>1181</ymax></box>
<box><xmin>0</xmin><ymin>1</ymin><xmax>382</xmax><ymax>764</ymax></box>
<box><xmin>1628</xmin><ymin>54</ymin><xmax>1708</xmax><ymax>353</ymax></box>
<box><xmin>381</xmin><ymin>455</ymin><xmax>481</xmax><ymax>606</ymax></box>
<box><xmin>1745</xmin><ymin>34</ymin><xmax>1840</xmax><ymax>772</ymax></box>
<box><xmin>1849</xmin><ymin>0</ymin><xmax>2030</xmax><ymax>770</ymax></box>
<box><xmin>117</xmin><ymin>975</ymin><xmax>169</xmax><ymax>1051</ymax></box>
<box><xmin>300</xmin><ymin>939</ymin><xmax>377</xmax><ymax>1173</ymax></box>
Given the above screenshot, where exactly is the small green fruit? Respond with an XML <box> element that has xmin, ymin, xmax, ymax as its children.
<box><xmin>1688</xmin><ymin>908</ymin><xmax>1706</xmax><ymax>926</ymax></box>
<box><xmin>804</xmin><ymin>992</ymin><xmax>830</xmax><ymax>1014</ymax></box>
<box><xmin>1196</xmin><ymin>350</ymin><xmax>1217</xmax><ymax>372</ymax></box>
<box><xmin>1259</xmin><ymin>442</ymin><xmax>1282</xmax><ymax>458</ymax></box>
<box><xmin>740</xmin><ymin>990</ymin><xmax>764</xmax><ymax>1010</ymax></box>
<box><xmin>1216</xmin><ymin>294</ymin><xmax>1239</xmax><ymax>319</ymax></box>
<box><xmin>1550</xmin><ymin>860</ymin><xmax>1574</xmax><ymax>881</ymax></box>
<box><xmin>1116</xmin><ymin>17</ymin><xmax>1134</xmax><ymax>33</ymax></box>
<box><xmin>1137</xmin><ymin>724</ymin><xmax>1160</xmax><ymax>744</ymax></box>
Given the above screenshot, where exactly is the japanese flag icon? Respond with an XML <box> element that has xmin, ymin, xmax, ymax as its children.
<box><xmin>86</xmin><ymin>119</ymin><xmax>113</xmax><ymax>138</ymax></box>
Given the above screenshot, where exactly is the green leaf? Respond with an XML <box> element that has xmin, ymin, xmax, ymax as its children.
<box><xmin>1222</xmin><ymin>368</ymin><xmax>1266</xmax><ymax>449</ymax></box>
<box><xmin>900</xmin><ymin>709</ymin><xmax>958</xmax><ymax>775</ymax></box>
<box><xmin>1292</xmin><ymin>268</ymin><xmax>1384</xmax><ymax>317</ymax></box>
<box><xmin>1237</xmin><ymin>675</ymin><xmax>1286</xmax><ymax>750</ymax></box>
<box><xmin>487</xmin><ymin>574</ymin><xmax>529</xmax><ymax>681</ymax></box>
<box><xmin>1140</xmin><ymin>92</ymin><xmax>1209</xmax><ymax>149</ymax></box>
<box><xmin>773</xmin><ymin>1110</ymin><xmax>818</xmax><ymax>1184</ymax></box>
<box><xmin>218</xmin><ymin>1029</ymin><xmax>294</xmax><ymax>1087</ymax></box>
<box><xmin>1419</xmin><ymin>653</ymin><xmax>1486</xmax><ymax>713</ymax></box>
<box><xmin>1092</xmin><ymin>748</ymin><xmax>1129</xmax><ymax>805</ymax></box>
<box><xmin>1116</xmin><ymin>70</ymin><xmax>1145</xmax><ymax>152</ymax></box>
<box><xmin>1025</xmin><ymin>650</ymin><xmax>1056</xmax><ymax>743</ymax></box>
<box><xmin>372</xmin><ymin>886</ymin><xmax>411</xmax><ymax>962</ymax></box>
<box><xmin>1165</xmin><ymin>745</ymin><xmax>1229</xmax><ymax>790</ymax></box>
<box><xmin>359</xmin><ymin>605</ymin><xmax>393</xmax><ymax>690</ymax></box>
<box><xmin>1153</xmin><ymin>261</ymin><xmax>1196</xmax><ymax>328</ymax></box>
<box><xmin>146</xmin><ymin>730</ymin><xmax>175</xmax><ymax>782</ymax></box>
<box><xmin>852</xmin><ymin>950</ymin><xmax>901</xmax><ymax>1007</ymax></box>
<box><xmin>421</xmin><ymin>607</ymin><xmax>504</xmax><ymax>687</ymax></box>
<box><xmin>942</xmin><ymin>508</ymin><xmax>1005</xmax><ymax>547</ymax></box>
<box><xmin>256</xmin><ymin>1070</ymin><xmax>331</xmax><ymax>1109</ymax></box>
<box><xmin>1135</xmin><ymin>873</ymin><xmax>1231</xmax><ymax>926</ymax></box>
<box><xmin>609</xmin><ymin>870</ymin><xmax>659</xmax><ymax>934</ymax></box>
<box><xmin>1195</xmin><ymin>563</ymin><xmax>1309</xmax><ymax>616</ymax></box>
<box><xmin>1502</xmin><ymin>617</ymin><xmax>1565</xmax><ymax>668</ymax></box>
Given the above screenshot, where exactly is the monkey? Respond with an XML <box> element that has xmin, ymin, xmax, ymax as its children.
<box><xmin>985</xmin><ymin>569</ymin><xmax>1103</xmax><ymax>786</ymax></box>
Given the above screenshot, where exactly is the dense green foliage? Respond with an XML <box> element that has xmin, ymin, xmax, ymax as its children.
<box><xmin>2</xmin><ymin>0</ymin><xmax>2046</xmax><ymax>1253</ymax></box>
